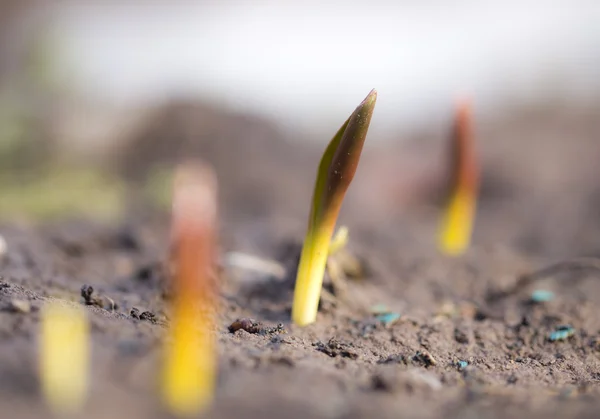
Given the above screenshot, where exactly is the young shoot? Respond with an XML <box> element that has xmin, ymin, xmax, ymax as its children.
<box><xmin>292</xmin><ymin>90</ymin><xmax>377</xmax><ymax>326</ymax></box>
<box><xmin>39</xmin><ymin>302</ymin><xmax>90</xmax><ymax>415</ymax></box>
<box><xmin>161</xmin><ymin>162</ymin><xmax>219</xmax><ymax>417</ymax></box>
<box><xmin>438</xmin><ymin>99</ymin><xmax>479</xmax><ymax>256</ymax></box>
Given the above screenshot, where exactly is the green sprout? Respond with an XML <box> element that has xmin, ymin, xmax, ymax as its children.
<box><xmin>292</xmin><ymin>90</ymin><xmax>377</xmax><ymax>326</ymax></box>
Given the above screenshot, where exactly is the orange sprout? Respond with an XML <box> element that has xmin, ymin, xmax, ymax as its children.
<box><xmin>161</xmin><ymin>161</ymin><xmax>219</xmax><ymax>417</ymax></box>
<box><xmin>438</xmin><ymin>98</ymin><xmax>479</xmax><ymax>255</ymax></box>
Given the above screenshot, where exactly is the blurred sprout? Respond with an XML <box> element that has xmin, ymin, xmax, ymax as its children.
<box><xmin>438</xmin><ymin>99</ymin><xmax>479</xmax><ymax>256</ymax></box>
<box><xmin>292</xmin><ymin>90</ymin><xmax>377</xmax><ymax>326</ymax></box>
<box><xmin>39</xmin><ymin>302</ymin><xmax>90</xmax><ymax>415</ymax></box>
<box><xmin>162</xmin><ymin>161</ymin><xmax>219</xmax><ymax>417</ymax></box>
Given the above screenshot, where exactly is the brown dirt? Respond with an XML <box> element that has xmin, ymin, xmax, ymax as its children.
<box><xmin>2</xmin><ymin>100</ymin><xmax>600</xmax><ymax>418</ymax></box>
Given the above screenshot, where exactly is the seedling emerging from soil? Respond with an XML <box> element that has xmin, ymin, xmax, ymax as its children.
<box><xmin>292</xmin><ymin>90</ymin><xmax>377</xmax><ymax>326</ymax></box>
<box><xmin>438</xmin><ymin>99</ymin><xmax>479</xmax><ymax>256</ymax></box>
<box><xmin>39</xmin><ymin>302</ymin><xmax>90</xmax><ymax>415</ymax></box>
<box><xmin>161</xmin><ymin>162</ymin><xmax>219</xmax><ymax>417</ymax></box>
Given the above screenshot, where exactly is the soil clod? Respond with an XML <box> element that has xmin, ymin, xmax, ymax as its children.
<box><xmin>228</xmin><ymin>318</ymin><xmax>286</xmax><ymax>335</ymax></box>
<box><xmin>81</xmin><ymin>284</ymin><xmax>102</xmax><ymax>307</ymax></box>
<box><xmin>81</xmin><ymin>285</ymin><xmax>117</xmax><ymax>311</ymax></box>
<box><xmin>454</xmin><ymin>327</ymin><xmax>470</xmax><ymax>344</ymax></box>
<box><xmin>413</xmin><ymin>350</ymin><xmax>437</xmax><ymax>367</ymax></box>
<box><xmin>139</xmin><ymin>311</ymin><xmax>157</xmax><ymax>323</ymax></box>
<box><xmin>130</xmin><ymin>307</ymin><xmax>158</xmax><ymax>323</ymax></box>
<box><xmin>130</xmin><ymin>307</ymin><xmax>140</xmax><ymax>319</ymax></box>
<box><xmin>314</xmin><ymin>338</ymin><xmax>358</xmax><ymax>359</ymax></box>
<box><xmin>229</xmin><ymin>318</ymin><xmax>261</xmax><ymax>333</ymax></box>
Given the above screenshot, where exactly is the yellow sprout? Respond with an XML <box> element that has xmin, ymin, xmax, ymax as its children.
<box><xmin>39</xmin><ymin>302</ymin><xmax>90</xmax><ymax>415</ymax></box>
<box><xmin>161</xmin><ymin>162</ymin><xmax>219</xmax><ymax>417</ymax></box>
<box><xmin>292</xmin><ymin>90</ymin><xmax>377</xmax><ymax>326</ymax></box>
<box><xmin>162</xmin><ymin>304</ymin><xmax>216</xmax><ymax>417</ymax></box>
<box><xmin>438</xmin><ymin>99</ymin><xmax>479</xmax><ymax>255</ymax></box>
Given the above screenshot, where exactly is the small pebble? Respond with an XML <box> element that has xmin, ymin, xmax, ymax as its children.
<box><xmin>0</xmin><ymin>235</ymin><xmax>7</xmax><ymax>258</ymax></box>
<box><xmin>370</xmin><ymin>304</ymin><xmax>390</xmax><ymax>315</ymax></box>
<box><xmin>375</xmin><ymin>312</ymin><xmax>401</xmax><ymax>326</ymax></box>
<box><xmin>9</xmin><ymin>299</ymin><xmax>31</xmax><ymax>313</ymax></box>
<box><xmin>229</xmin><ymin>318</ymin><xmax>260</xmax><ymax>334</ymax></box>
<box><xmin>549</xmin><ymin>325</ymin><xmax>575</xmax><ymax>342</ymax></box>
<box><xmin>531</xmin><ymin>290</ymin><xmax>555</xmax><ymax>303</ymax></box>
<box><xmin>81</xmin><ymin>285</ymin><xmax>94</xmax><ymax>302</ymax></box>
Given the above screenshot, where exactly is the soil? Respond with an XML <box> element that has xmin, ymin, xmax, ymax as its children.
<box><xmin>2</xmin><ymin>100</ymin><xmax>600</xmax><ymax>418</ymax></box>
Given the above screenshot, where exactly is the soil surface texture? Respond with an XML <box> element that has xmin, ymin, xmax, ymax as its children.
<box><xmin>2</xmin><ymin>102</ymin><xmax>600</xmax><ymax>418</ymax></box>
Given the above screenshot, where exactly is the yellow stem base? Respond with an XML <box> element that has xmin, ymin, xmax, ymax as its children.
<box><xmin>292</xmin><ymin>229</ymin><xmax>334</xmax><ymax>326</ymax></box>
<box><xmin>439</xmin><ymin>189</ymin><xmax>476</xmax><ymax>256</ymax></box>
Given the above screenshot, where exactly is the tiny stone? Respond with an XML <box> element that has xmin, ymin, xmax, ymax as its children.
<box><xmin>531</xmin><ymin>289</ymin><xmax>555</xmax><ymax>303</ymax></box>
<box><xmin>375</xmin><ymin>312</ymin><xmax>401</xmax><ymax>326</ymax></box>
<box><xmin>229</xmin><ymin>318</ymin><xmax>260</xmax><ymax>334</ymax></box>
<box><xmin>549</xmin><ymin>325</ymin><xmax>575</xmax><ymax>342</ymax></box>
<box><xmin>130</xmin><ymin>307</ymin><xmax>140</xmax><ymax>319</ymax></box>
<box><xmin>0</xmin><ymin>235</ymin><xmax>7</xmax><ymax>257</ymax></box>
<box><xmin>81</xmin><ymin>285</ymin><xmax>94</xmax><ymax>301</ymax></box>
<box><xmin>370</xmin><ymin>303</ymin><xmax>390</xmax><ymax>315</ymax></box>
<box><xmin>9</xmin><ymin>299</ymin><xmax>30</xmax><ymax>313</ymax></box>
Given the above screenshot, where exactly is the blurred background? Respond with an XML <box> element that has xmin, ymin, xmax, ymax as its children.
<box><xmin>1</xmin><ymin>0</ymin><xmax>600</xmax><ymax>256</ymax></box>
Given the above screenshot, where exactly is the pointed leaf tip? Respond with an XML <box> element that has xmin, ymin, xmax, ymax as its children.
<box><xmin>361</xmin><ymin>89</ymin><xmax>377</xmax><ymax>108</ymax></box>
<box><xmin>323</xmin><ymin>89</ymin><xmax>377</xmax><ymax>211</ymax></box>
